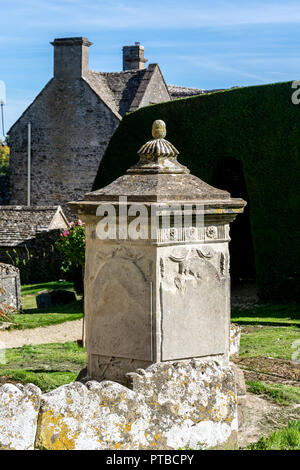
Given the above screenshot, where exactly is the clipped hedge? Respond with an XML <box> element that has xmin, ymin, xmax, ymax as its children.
<box><xmin>93</xmin><ymin>81</ymin><xmax>300</xmax><ymax>301</ymax></box>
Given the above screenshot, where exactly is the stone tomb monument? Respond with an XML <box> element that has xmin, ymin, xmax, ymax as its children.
<box><xmin>69</xmin><ymin>120</ymin><xmax>246</xmax><ymax>448</ymax></box>
<box><xmin>0</xmin><ymin>263</ymin><xmax>21</xmax><ymax>313</ymax></box>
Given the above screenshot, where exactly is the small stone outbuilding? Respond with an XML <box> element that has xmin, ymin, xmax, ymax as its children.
<box><xmin>0</xmin><ymin>206</ymin><xmax>69</xmax><ymax>283</ymax></box>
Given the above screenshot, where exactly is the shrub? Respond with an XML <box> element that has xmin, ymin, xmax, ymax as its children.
<box><xmin>2</xmin><ymin>232</ymin><xmax>63</xmax><ymax>285</ymax></box>
<box><xmin>0</xmin><ymin>139</ymin><xmax>9</xmax><ymax>176</ymax></box>
<box><xmin>56</xmin><ymin>220</ymin><xmax>85</xmax><ymax>295</ymax></box>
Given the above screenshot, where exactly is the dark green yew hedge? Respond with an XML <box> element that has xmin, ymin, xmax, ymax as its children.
<box><xmin>93</xmin><ymin>81</ymin><xmax>300</xmax><ymax>301</ymax></box>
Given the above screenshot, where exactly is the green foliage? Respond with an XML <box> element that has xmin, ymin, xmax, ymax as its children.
<box><xmin>248</xmin><ymin>421</ymin><xmax>300</xmax><ymax>450</ymax></box>
<box><xmin>56</xmin><ymin>220</ymin><xmax>85</xmax><ymax>271</ymax></box>
<box><xmin>56</xmin><ymin>220</ymin><xmax>85</xmax><ymax>294</ymax></box>
<box><xmin>93</xmin><ymin>81</ymin><xmax>300</xmax><ymax>301</ymax></box>
<box><xmin>0</xmin><ymin>370</ymin><xmax>78</xmax><ymax>393</ymax></box>
<box><xmin>5</xmin><ymin>245</ymin><xmax>35</xmax><ymax>284</ymax></box>
<box><xmin>0</xmin><ymin>139</ymin><xmax>9</xmax><ymax>175</ymax></box>
<box><xmin>247</xmin><ymin>380</ymin><xmax>300</xmax><ymax>405</ymax></box>
<box><xmin>1</xmin><ymin>232</ymin><xmax>64</xmax><ymax>285</ymax></box>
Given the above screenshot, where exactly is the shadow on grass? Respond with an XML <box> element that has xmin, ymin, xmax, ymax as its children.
<box><xmin>233</xmin><ymin>320</ymin><xmax>300</xmax><ymax>327</ymax></box>
<box><xmin>21</xmin><ymin>281</ymin><xmax>74</xmax><ymax>296</ymax></box>
<box><xmin>231</xmin><ymin>302</ymin><xmax>300</xmax><ymax>326</ymax></box>
<box><xmin>22</xmin><ymin>299</ymin><xmax>83</xmax><ymax>315</ymax></box>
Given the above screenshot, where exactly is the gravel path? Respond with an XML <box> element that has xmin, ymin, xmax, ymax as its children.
<box><xmin>0</xmin><ymin>319</ymin><xmax>83</xmax><ymax>349</ymax></box>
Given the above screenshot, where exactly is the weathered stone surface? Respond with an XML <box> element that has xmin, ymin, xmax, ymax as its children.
<box><xmin>230</xmin><ymin>362</ymin><xmax>246</xmax><ymax>396</ymax></box>
<box><xmin>36</xmin><ymin>360</ymin><xmax>238</xmax><ymax>450</ymax></box>
<box><xmin>0</xmin><ymin>383</ymin><xmax>41</xmax><ymax>450</ymax></box>
<box><xmin>0</xmin><ymin>263</ymin><xmax>21</xmax><ymax>312</ymax></box>
<box><xmin>230</xmin><ymin>323</ymin><xmax>241</xmax><ymax>357</ymax></box>
<box><xmin>0</xmin><ymin>206</ymin><xmax>68</xmax><ymax>247</ymax></box>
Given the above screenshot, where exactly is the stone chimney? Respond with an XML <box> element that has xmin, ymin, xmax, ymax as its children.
<box><xmin>123</xmin><ymin>42</ymin><xmax>147</xmax><ymax>71</ymax></box>
<box><xmin>51</xmin><ymin>37</ymin><xmax>92</xmax><ymax>79</ymax></box>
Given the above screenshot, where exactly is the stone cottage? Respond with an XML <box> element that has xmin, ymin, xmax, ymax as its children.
<box><xmin>8</xmin><ymin>37</ymin><xmax>205</xmax><ymax>211</ymax></box>
<box><xmin>0</xmin><ymin>206</ymin><xmax>68</xmax><ymax>283</ymax></box>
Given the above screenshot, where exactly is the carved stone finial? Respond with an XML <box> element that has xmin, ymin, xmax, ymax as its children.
<box><xmin>152</xmin><ymin>120</ymin><xmax>167</xmax><ymax>139</ymax></box>
<box><xmin>127</xmin><ymin>120</ymin><xmax>189</xmax><ymax>174</ymax></box>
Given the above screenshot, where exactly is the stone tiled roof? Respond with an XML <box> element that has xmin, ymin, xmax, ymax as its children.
<box><xmin>167</xmin><ymin>85</ymin><xmax>207</xmax><ymax>99</ymax></box>
<box><xmin>87</xmin><ymin>67</ymin><xmax>215</xmax><ymax>116</ymax></box>
<box><xmin>0</xmin><ymin>206</ymin><xmax>69</xmax><ymax>247</ymax></box>
<box><xmin>168</xmin><ymin>85</ymin><xmax>234</xmax><ymax>100</ymax></box>
<box><xmin>85</xmin><ymin>69</ymin><xmax>149</xmax><ymax>117</ymax></box>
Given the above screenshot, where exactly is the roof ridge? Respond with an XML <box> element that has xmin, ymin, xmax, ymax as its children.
<box><xmin>83</xmin><ymin>72</ymin><xmax>122</xmax><ymax>119</ymax></box>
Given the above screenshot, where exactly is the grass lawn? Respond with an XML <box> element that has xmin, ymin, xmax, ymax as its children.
<box><xmin>232</xmin><ymin>302</ymin><xmax>300</xmax><ymax>428</ymax></box>
<box><xmin>246</xmin><ymin>380</ymin><xmax>300</xmax><ymax>406</ymax></box>
<box><xmin>0</xmin><ymin>341</ymin><xmax>87</xmax><ymax>392</ymax></box>
<box><xmin>248</xmin><ymin>421</ymin><xmax>300</xmax><ymax>450</ymax></box>
<box><xmin>0</xmin><ymin>281</ymin><xmax>83</xmax><ymax>330</ymax></box>
<box><xmin>239</xmin><ymin>325</ymin><xmax>300</xmax><ymax>360</ymax></box>
<box><xmin>21</xmin><ymin>281</ymin><xmax>74</xmax><ymax>298</ymax></box>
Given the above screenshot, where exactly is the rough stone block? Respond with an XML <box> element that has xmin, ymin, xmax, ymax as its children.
<box><xmin>36</xmin><ymin>360</ymin><xmax>238</xmax><ymax>450</ymax></box>
<box><xmin>230</xmin><ymin>362</ymin><xmax>246</xmax><ymax>396</ymax></box>
<box><xmin>0</xmin><ymin>383</ymin><xmax>41</xmax><ymax>450</ymax></box>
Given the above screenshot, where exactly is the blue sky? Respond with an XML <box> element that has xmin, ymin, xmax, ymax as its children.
<box><xmin>1</xmin><ymin>0</ymin><xmax>300</xmax><ymax>134</ymax></box>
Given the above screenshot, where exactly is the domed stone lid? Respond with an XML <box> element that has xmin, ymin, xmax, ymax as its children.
<box><xmin>83</xmin><ymin>120</ymin><xmax>237</xmax><ymax>203</ymax></box>
<box><xmin>69</xmin><ymin>120</ymin><xmax>246</xmax><ymax>220</ymax></box>
<box><xmin>83</xmin><ymin>120</ymin><xmax>232</xmax><ymax>203</ymax></box>
<box><xmin>128</xmin><ymin>119</ymin><xmax>189</xmax><ymax>175</ymax></box>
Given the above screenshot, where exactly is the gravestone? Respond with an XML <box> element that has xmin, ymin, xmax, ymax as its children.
<box><xmin>0</xmin><ymin>263</ymin><xmax>21</xmax><ymax>313</ymax></box>
<box><xmin>69</xmin><ymin>120</ymin><xmax>246</xmax><ymax>448</ymax></box>
<box><xmin>36</xmin><ymin>289</ymin><xmax>76</xmax><ymax>309</ymax></box>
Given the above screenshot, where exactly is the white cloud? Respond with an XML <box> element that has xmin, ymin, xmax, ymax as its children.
<box><xmin>3</xmin><ymin>0</ymin><xmax>300</xmax><ymax>32</ymax></box>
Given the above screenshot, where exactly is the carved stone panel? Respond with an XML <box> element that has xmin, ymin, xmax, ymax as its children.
<box><xmin>87</xmin><ymin>251</ymin><xmax>152</xmax><ymax>361</ymax></box>
<box><xmin>160</xmin><ymin>248</ymin><xmax>227</xmax><ymax>360</ymax></box>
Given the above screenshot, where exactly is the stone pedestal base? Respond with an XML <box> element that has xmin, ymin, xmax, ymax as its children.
<box><xmin>36</xmin><ymin>359</ymin><xmax>238</xmax><ymax>450</ymax></box>
<box><xmin>88</xmin><ymin>354</ymin><xmax>152</xmax><ymax>386</ymax></box>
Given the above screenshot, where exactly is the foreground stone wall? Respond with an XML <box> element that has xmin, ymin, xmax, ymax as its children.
<box><xmin>0</xmin><ymin>384</ymin><xmax>41</xmax><ymax>450</ymax></box>
<box><xmin>0</xmin><ymin>360</ymin><xmax>238</xmax><ymax>450</ymax></box>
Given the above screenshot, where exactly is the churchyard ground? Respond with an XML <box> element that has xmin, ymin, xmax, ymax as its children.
<box><xmin>0</xmin><ymin>282</ymin><xmax>299</xmax><ymax>449</ymax></box>
<box><xmin>0</xmin><ymin>281</ymin><xmax>83</xmax><ymax>330</ymax></box>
